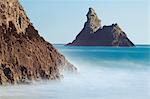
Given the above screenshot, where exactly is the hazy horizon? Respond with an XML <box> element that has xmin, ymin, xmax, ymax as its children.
<box><xmin>21</xmin><ymin>0</ymin><xmax>150</xmax><ymax>45</ymax></box>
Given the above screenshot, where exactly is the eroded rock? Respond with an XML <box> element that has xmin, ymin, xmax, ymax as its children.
<box><xmin>0</xmin><ymin>0</ymin><xmax>76</xmax><ymax>85</ymax></box>
<box><xmin>85</xmin><ymin>7</ymin><xmax>101</xmax><ymax>33</ymax></box>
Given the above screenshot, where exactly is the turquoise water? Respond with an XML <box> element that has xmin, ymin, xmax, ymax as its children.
<box><xmin>0</xmin><ymin>45</ymin><xmax>150</xmax><ymax>99</ymax></box>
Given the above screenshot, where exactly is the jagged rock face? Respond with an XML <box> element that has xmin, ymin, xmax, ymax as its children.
<box><xmin>85</xmin><ymin>8</ymin><xmax>101</xmax><ymax>33</ymax></box>
<box><xmin>0</xmin><ymin>0</ymin><xmax>30</xmax><ymax>34</ymax></box>
<box><xmin>67</xmin><ymin>8</ymin><xmax>134</xmax><ymax>46</ymax></box>
<box><xmin>0</xmin><ymin>0</ymin><xmax>76</xmax><ymax>85</ymax></box>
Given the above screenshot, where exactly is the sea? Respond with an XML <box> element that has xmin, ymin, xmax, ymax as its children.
<box><xmin>0</xmin><ymin>45</ymin><xmax>150</xmax><ymax>99</ymax></box>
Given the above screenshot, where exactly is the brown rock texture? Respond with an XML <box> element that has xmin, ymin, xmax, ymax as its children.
<box><xmin>85</xmin><ymin>8</ymin><xmax>101</xmax><ymax>33</ymax></box>
<box><xmin>0</xmin><ymin>0</ymin><xmax>76</xmax><ymax>85</ymax></box>
<box><xmin>67</xmin><ymin>8</ymin><xmax>135</xmax><ymax>46</ymax></box>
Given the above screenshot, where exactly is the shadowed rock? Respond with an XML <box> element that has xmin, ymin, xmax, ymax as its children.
<box><xmin>67</xmin><ymin>8</ymin><xmax>135</xmax><ymax>46</ymax></box>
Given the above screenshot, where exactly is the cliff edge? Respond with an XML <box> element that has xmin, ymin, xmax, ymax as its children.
<box><xmin>0</xmin><ymin>0</ymin><xmax>76</xmax><ymax>85</ymax></box>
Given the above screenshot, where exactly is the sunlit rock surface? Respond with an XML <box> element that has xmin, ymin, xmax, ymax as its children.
<box><xmin>0</xmin><ymin>0</ymin><xmax>76</xmax><ymax>85</ymax></box>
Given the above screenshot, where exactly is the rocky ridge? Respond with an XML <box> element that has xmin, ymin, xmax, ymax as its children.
<box><xmin>0</xmin><ymin>0</ymin><xmax>76</xmax><ymax>85</ymax></box>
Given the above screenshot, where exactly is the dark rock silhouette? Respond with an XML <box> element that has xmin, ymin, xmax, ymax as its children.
<box><xmin>67</xmin><ymin>8</ymin><xmax>135</xmax><ymax>46</ymax></box>
<box><xmin>0</xmin><ymin>0</ymin><xmax>76</xmax><ymax>85</ymax></box>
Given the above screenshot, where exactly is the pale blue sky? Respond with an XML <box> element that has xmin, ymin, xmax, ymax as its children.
<box><xmin>20</xmin><ymin>0</ymin><xmax>150</xmax><ymax>44</ymax></box>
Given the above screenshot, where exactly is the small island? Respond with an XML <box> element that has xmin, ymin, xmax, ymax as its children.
<box><xmin>67</xmin><ymin>8</ymin><xmax>135</xmax><ymax>46</ymax></box>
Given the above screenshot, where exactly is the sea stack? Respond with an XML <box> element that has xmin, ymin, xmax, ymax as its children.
<box><xmin>0</xmin><ymin>0</ymin><xmax>76</xmax><ymax>85</ymax></box>
<box><xmin>67</xmin><ymin>8</ymin><xmax>135</xmax><ymax>46</ymax></box>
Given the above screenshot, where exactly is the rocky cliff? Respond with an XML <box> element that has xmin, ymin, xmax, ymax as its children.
<box><xmin>67</xmin><ymin>8</ymin><xmax>135</xmax><ymax>46</ymax></box>
<box><xmin>0</xmin><ymin>0</ymin><xmax>76</xmax><ymax>85</ymax></box>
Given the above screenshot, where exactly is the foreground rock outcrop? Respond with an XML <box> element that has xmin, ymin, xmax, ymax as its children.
<box><xmin>0</xmin><ymin>0</ymin><xmax>76</xmax><ymax>85</ymax></box>
<box><xmin>67</xmin><ymin>8</ymin><xmax>135</xmax><ymax>46</ymax></box>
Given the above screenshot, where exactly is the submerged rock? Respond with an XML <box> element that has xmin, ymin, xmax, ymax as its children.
<box><xmin>0</xmin><ymin>0</ymin><xmax>76</xmax><ymax>85</ymax></box>
<box><xmin>67</xmin><ymin>8</ymin><xmax>135</xmax><ymax>46</ymax></box>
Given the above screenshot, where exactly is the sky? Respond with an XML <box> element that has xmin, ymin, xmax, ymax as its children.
<box><xmin>20</xmin><ymin>0</ymin><xmax>150</xmax><ymax>44</ymax></box>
